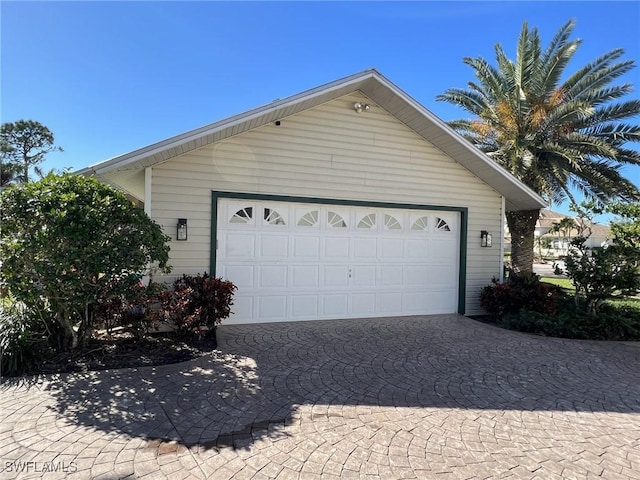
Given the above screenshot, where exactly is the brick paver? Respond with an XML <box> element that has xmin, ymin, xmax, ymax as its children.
<box><xmin>1</xmin><ymin>315</ymin><xmax>639</xmax><ymax>479</ymax></box>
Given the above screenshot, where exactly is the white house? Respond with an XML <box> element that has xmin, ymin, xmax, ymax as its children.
<box><xmin>535</xmin><ymin>209</ymin><xmax>611</xmax><ymax>256</ymax></box>
<box><xmin>79</xmin><ymin>69</ymin><xmax>545</xmax><ymax>324</ymax></box>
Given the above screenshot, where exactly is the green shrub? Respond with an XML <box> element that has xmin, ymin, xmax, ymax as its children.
<box><xmin>0</xmin><ymin>173</ymin><xmax>171</xmax><ymax>350</ymax></box>
<box><xmin>93</xmin><ymin>282</ymin><xmax>168</xmax><ymax>340</ymax></box>
<box><xmin>558</xmin><ymin>201</ymin><xmax>640</xmax><ymax>315</ymax></box>
<box><xmin>0</xmin><ymin>306</ymin><xmax>49</xmax><ymax>376</ymax></box>
<box><xmin>499</xmin><ymin>296</ymin><xmax>640</xmax><ymax>341</ymax></box>
<box><xmin>163</xmin><ymin>273</ymin><xmax>236</xmax><ymax>337</ymax></box>
<box><xmin>479</xmin><ymin>273</ymin><xmax>559</xmax><ymax>320</ymax></box>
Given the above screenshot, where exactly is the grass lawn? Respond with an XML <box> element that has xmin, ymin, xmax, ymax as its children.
<box><xmin>541</xmin><ymin>276</ymin><xmax>640</xmax><ymax>308</ymax></box>
<box><xmin>540</xmin><ymin>276</ymin><xmax>574</xmax><ymax>292</ymax></box>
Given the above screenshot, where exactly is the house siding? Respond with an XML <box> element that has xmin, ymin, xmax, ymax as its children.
<box><xmin>149</xmin><ymin>93</ymin><xmax>502</xmax><ymax>315</ymax></box>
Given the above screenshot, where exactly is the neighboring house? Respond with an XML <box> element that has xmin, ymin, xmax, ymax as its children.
<box><xmin>79</xmin><ymin>69</ymin><xmax>544</xmax><ymax>324</ymax></box>
<box><xmin>535</xmin><ymin>209</ymin><xmax>611</xmax><ymax>256</ymax></box>
<box><xmin>504</xmin><ymin>209</ymin><xmax>612</xmax><ymax>257</ymax></box>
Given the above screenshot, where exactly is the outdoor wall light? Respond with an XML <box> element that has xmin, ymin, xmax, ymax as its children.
<box><xmin>354</xmin><ymin>102</ymin><xmax>371</xmax><ymax>113</ymax></box>
<box><xmin>177</xmin><ymin>218</ymin><xmax>188</xmax><ymax>241</ymax></box>
<box><xmin>481</xmin><ymin>230</ymin><xmax>492</xmax><ymax>247</ymax></box>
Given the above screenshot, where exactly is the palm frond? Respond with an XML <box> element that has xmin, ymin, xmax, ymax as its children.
<box><xmin>436</xmin><ymin>88</ymin><xmax>489</xmax><ymax>117</ymax></box>
<box><xmin>574</xmin><ymin>84</ymin><xmax>635</xmax><ymax>107</ymax></box>
<box><xmin>537</xmin><ymin>19</ymin><xmax>579</xmax><ymax>94</ymax></box>
<box><xmin>579</xmin><ymin>100</ymin><xmax>640</xmax><ymax>126</ymax></box>
<box><xmin>565</xmin><ymin>54</ymin><xmax>633</xmax><ymax>100</ymax></box>
<box><xmin>464</xmin><ymin>57</ymin><xmax>508</xmax><ymax>104</ymax></box>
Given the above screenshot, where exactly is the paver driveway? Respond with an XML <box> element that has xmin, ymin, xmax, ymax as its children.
<box><xmin>1</xmin><ymin>315</ymin><xmax>639</xmax><ymax>479</ymax></box>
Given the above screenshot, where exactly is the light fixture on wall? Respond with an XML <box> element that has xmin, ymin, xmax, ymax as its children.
<box><xmin>177</xmin><ymin>218</ymin><xmax>188</xmax><ymax>241</ymax></box>
<box><xmin>480</xmin><ymin>230</ymin><xmax>492</xmax><ymax>247</ymax></box>
<box><xmin>354</xmin><ymin>102</ymin><xmax>371</xmax><ymax>113</ymax></box>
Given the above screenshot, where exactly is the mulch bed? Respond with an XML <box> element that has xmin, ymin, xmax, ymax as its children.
<box><xmin>34</xmin><ymin>330</ymin><xmax>218</xmax><ymax>375</ymax></box>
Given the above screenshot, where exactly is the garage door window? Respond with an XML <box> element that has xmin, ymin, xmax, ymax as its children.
<box><xmin>264</xmin><ymin>208</ymin><xmax>286</xmax><ymax>225</ymax></box>
<box><xmin>297</xmin><ymin>210</ymin><xmax>319</xmax><ymax>227</ymax></box>
<box><xmin>384</xmin><ymin>214</ymin><xmax>402</xmax><ymax>230</ymax></box>
<box><xmin>436</xmin><ymin>217</ymin><xmax>451</xmax><ymax>232</ymax></box>
<box><xmin>357</xmin><ymin>213</ymin><xmax>376</xmax><ymax>229</ymax></box>
<box><xmin>327</xmin><ymin>211</ymin><xmax>347</xmax><ymax>228</ymax></box>
<box><xmin>411</xmin><ymin>216</ymin><xmax>429</xmax><ymax>231</ymax></box>
<box><xmin>230</xmin><ymin>207</ymin><xmax>253</xmax><ymax>224</ymax></box>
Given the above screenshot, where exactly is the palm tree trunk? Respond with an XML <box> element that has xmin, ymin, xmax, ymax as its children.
<box><xmin>506</xmin><ymin>209</ymin><xmax>541</xmax><ymax>275</ymax></box>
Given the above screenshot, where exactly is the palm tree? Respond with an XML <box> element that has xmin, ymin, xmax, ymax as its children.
<box><xmin>548</xmin><ymin>217</ymin><xmax>577</xmax><ymax>255</ymax></box>
<box><xmin>437</xmin><ymin>20</ymin><xmax>640</xmax><ymax>274</ymax></box>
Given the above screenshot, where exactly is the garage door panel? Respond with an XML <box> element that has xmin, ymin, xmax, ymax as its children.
<box><xmin>225</xmin><ymin>233</ymin><xmax>255</xmax><ymax>257</ymax></box>
<box><xmin>403</xmin><ymin>292</ymin><xmax>429</xmax><ymax>312</ymax></box>
<box><xmin>324</xmin><ymin>265</ymin><xmax>349</xmax><ymax>287</ymax></box>
<box><xmin>260</xmin><ymin>235</ymin><xmax>288</xmax><ymax>258</ymax></box>
<box><xmin>292</xmin><ymin>265</ymin><xmax>320</xmax><ymax>287</ymax></box>
<box><xmin>258</xmin><ymin>296</ymin><xmax>287</xmax><ymax>320</ymax></box>
<box><xmin>430</xmin><ymin>238</ymin><xmax>458</xmax><ymax>260</ymax></box>
<box><xmin>232</xmin><ymin>296</ymin><xmax>254</xmax><ymax>320</ymax></box>
<box><xmin>292</xmin><ymin>295</ymin><xmax>318</xmax><ymax>317</ymax></box>
<box><xmin>352</xmin><ymin>265</ymin><xmax>376</xmax><ymax>287</ymax></box>
<box><xmin>293</xmin><ymin>236</ymin><xmax>320</xmax><ymax>258</ymax></box>
<box><xmin>380</xmin><ymin>238</ymin><xmax>403</xmax><ymax>259</ymax></box>
<box><xmin>405</xmin><ymin>265</ymin><xmax>429</xmax><ymax>286</ymax></box>
<box><xmin>426</xmin><ymin>290</ymin><xmax>457</xmax><ymax>313</ymax></box>
<box><xmin>223</xmin><ymin>265</ymin><xmax>255</xmax><ymax>288</ymax></box>
<box><xmin>352</xmin><ymin>293</ymin><xmax>376</xmax><ymax>315</ymax></box>
<box><xmin>323</xmin><ymin>294</ymin><xmax>349</xmax><ymax>316</ymax></box>
<box><xmin>378</xmin><ymin>292</ymin><xmax>402</xmax><ymax>312</ymax></box>
<box><xmin>217</xmin><ymin>198</ymin><xmax>460</xmax><ymax>324</ymax></box>
<box><xmin>428</xmin><ymin>265</ymin><xmax>457</xmax><ymax>286</ymax></box>
<box><xmin>405</xmin><ymin>239</ymin><xmax>429</xmax><ymax>260</ymax></box>
<box><xmin>352</xmin><ymin>238</ymin><xmax>377</xmax><ymax>258</ymax></box>
<box><xmin>381</xmin><ymin>265</ymin><xmax>403</xmax><ymax>286</ymax></box>
<box><xmin>259</xmin><ymin>265</ymin><xmax>287</xmax><ymax>288</ymax></box>
<box><xmin>324</xmin><ymin>237</ymin><xmax>349</xmax><ymax>258</ymax></box>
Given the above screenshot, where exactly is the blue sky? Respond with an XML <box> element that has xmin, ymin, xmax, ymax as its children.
<box><xmin>2</xmin><ymin>1</ymin><xmax>639</xmax><ymax>219</ymax></box>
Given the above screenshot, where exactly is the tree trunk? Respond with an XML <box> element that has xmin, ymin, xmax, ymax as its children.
<box><xmin>77</xmin><ymin>302</ymin><xmax>94</xmax><ymax>348</ymax></box>
<box><xmin>506</xmin><ymin>209</ymin><xmax>541</xmax><ymax>275</ymax></box>
<box><xmin>56</xmin><ymin>307</ymin><xmax>78</xmax><ymax>350</ymax></box>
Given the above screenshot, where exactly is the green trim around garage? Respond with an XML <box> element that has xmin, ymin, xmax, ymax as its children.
<box><xmin>210</xmin><ymin>191</ymin><xmax>469</xmax><ymax>315</ymax></box>
<box><xmin>457</xmin><ymin>209</ymin><xmax>467</xmax><ymax>315</ymax></box>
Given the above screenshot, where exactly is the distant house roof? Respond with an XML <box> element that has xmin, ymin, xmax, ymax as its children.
<box><xmin>538</xmin><ymin>209</ymin><xmax>611</xmax><ymax>238</ymax></box>
<box><xmin>78</xmin><ymin>69</ymin><xmax>546</xmax><ymax>212</ymax></box>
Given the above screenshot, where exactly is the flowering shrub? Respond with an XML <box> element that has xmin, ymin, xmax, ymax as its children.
<box><xmin>479</xmin><ymin>273</ymin><xmax>559</xmax><ymax>320</ymax></box>
<box><xmin>163</xmin><ymin>273</ymin><xmax>236</xmax><ymax>337</ymax></box>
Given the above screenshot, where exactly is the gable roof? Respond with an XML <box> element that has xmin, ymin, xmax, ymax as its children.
<box><xmin>538</xmin><ymin>209</ymin><xmax>611</xmax><ymax>238</ymax></box>
<box><xmin>79</xmin><ymin>69</ymin><xmax>545</xmax><ymax>211</ymax></box>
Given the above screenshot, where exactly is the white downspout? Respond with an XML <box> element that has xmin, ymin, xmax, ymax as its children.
<box><xmin>499</xmin><ymin>195</ymin><xmax>506</xmax><ymax>282</ymax></box>
<box><xmin>143</xmin><ymin>167</ymin><xmax>153</xmax><ymax>284</ymax></box>
<box><xmin>144</xmin><ymin>167</ymin><xmax>152</xmax><ymax>217</ymax></box>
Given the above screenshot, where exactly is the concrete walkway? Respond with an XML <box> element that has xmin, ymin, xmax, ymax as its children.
<box><xmin>1</xmin><ymin>315</ymin><xmax>639</xmax><ymax>479</ymax></box>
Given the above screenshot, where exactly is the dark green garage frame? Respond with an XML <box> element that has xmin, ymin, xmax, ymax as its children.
<box><xmin>211</xmin><ymin>191</ymin><xmax>468</xmax><ymax>315</ymax></box>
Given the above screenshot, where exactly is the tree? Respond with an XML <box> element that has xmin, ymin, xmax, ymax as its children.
<box><xmin>558</xmin><ymin>201</ymin><xmax>640</xmax><ymax>315</ymax></box>
<box><xmin>0</xmin><ymin>120</ymin><xmax>63</xmax><ymax>184</ymax></box>
<box><xmin>533</xmin><ymin>234</ymin><xmax>552</xmax><ymax>259</ymax></box>
<box><xmin>548</xmin><ymin>217</ymin><xmax>576</xmax><ymax>255</ymax></box>
<box><xmin>0</xmin><ymin>160</ymin><xmax>18</xmax><ymax>187</ymax></box>
<box><xmin>608</xmin><ymin>202</ymin><xmax>640</xmax><ymax>248</ymax></box>
<box><xmin>0</xmin><ymin>174</ymin><xmax>171</xmax><ymax>350</ymax></box>
<box><xmin>437</xmin><ymin>20</ymin><xmax>640</xmax><ymax>274</ymax></box>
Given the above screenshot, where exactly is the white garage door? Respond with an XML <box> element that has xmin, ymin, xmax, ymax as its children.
<box><xmin>216</xmin><ymin>198</ymin><xmax>460</xmax><ymax>324</ymax></box>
